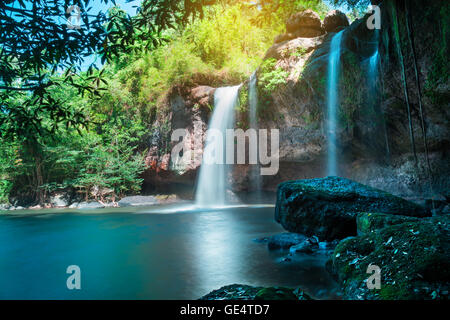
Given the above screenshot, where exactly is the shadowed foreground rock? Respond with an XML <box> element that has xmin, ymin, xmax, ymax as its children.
<box><xmin>275</xmin><ymin>176</ymin><xmax>429</xmax><ymax>241</ymax></box>
<box><xmin>328</xmin><ymin>215</ymin><xmax>450</xmax><ymax>300</ymax></box>
<box><xmin>200</xmin><ymin>284</ymin><xmax>311</xmax><ymax>300</ymax></box>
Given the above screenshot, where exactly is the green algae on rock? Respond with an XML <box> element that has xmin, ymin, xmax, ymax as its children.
<box><xmin>329</xmin><ymin>215</ymin><xmax>450</xmax><ymax>300</ymax></box>
<box><xmin>275</xmin><ymin>176</ymin><xmax>429</xmax><ymax>241</ymax></box>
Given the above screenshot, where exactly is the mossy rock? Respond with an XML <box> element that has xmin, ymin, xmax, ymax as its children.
<box><xmin>356</xmin><ymin>212</ymin><xmax>420</xmax><ymax>235</ymax></box>
<box><xmin>254</xmin><ymin>287</ymin><xmax>298</xmax><ymax>300</ymax></box>
<box><xmin>275</xmin><ymin>176</ymin><xmax>429</xmax><ymax>241</ymax></box>
<box><xmin>200</xmin><ymin>284</ymin><xmax>313</xmax><ymax>300</ymax></box>
<box><xmin>200</xmin><ymin>284</ymin><xmax>263</xmax><ymax>300</ymax></box>
<box><xmin>330</xmin><ymin>215</ymin><xmax>450</xmax><ymax>300</ymax></box>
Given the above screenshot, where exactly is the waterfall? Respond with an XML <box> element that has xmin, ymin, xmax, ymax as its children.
<box><xmin>368</xmin><ymin>50</ymin><xmax>378</xmax><ymax>78</ymax></box>
<box><xmin>326</xmin><ymin>30</ymin><xmax>344</xmax><ymax>176</ymax></box>
<box><xmin>248</xmin><ymin>72</ymin><xmax>262</xmax><ymax>202</ymax></box>
<box><xmin>195</xmin><ymin>85</ymin><xmax>240</xmax><ymax>207</ymax></box>
<box><xmin>368</xmin><ymin>49</ymin><xmax>390</xmax><ymax>160</ymax></box>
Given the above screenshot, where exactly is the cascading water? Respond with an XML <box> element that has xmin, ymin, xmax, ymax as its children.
<box><xmin>195</xmin><ymin>85</ymin><xmax>240</xmax><ymax>207</ymax></box>
<box><xmin>326</xmin><ymin>30</ymin><xmax>344</xmax><ymax>176</ymax></box>
<box><xmin>368</xmin><ymin>50</ymin><xmax>379</xmax><ymax>79</ymax></box>
<box><xmin>248</xmin><ymin>72</ymin><xmax>262</xmax><ymax>202</ymax></box>
<box><xmin>368</xmin><ymin>48</ymin><xmax>390</xmax><ymax>160</ymax></box>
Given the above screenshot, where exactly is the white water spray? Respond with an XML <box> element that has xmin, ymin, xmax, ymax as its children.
<box><xmin>195</xmin><ymin>85</ymin><xmax>240</xmax><ymax>207</ymax></box>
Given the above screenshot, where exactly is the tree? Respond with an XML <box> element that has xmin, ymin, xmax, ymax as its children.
<box><xmin>0</xmin><ymin>0</ymin><xmax>204</xmax><ymax>203</ymax></box>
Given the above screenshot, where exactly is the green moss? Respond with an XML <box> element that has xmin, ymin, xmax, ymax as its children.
<box><xmin>291</xmin><ymin>47</ymin><xmax>308</xmax><ymax>58</ymax></box>
<box><xmin>331</xmin><ymin>216</ymin><xmax>450</xmax><ymax>300</ymax></box>
<box><xmin>379</xmin><ymin>284</ymin><xmax>412</xmax><ymax>300</ymax></box>
<box><xmin>201</xmin><ymin>284</ymin><xmax>313</xmax><ymax>300</ymax></box>
<box><xmin>257</xmin><ymin>58</ymin><xmax>289</xmax><ymax>117</ymax></box>
<box><xmin>255</xmin><ymin>287</ymin><xmax>298</xmax><ymax>300</ymax></box>
<box><xmin>237</xmin><ymin>85</ymin><xmax>249</xmax><ymax>113</ymax></box>
<box><xmin>356</xmin><ymin>212</ymin><xmax>419</xmax><ymax>234</ymax></box>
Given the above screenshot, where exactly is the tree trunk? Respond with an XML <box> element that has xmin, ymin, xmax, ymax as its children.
<box><xmin>391</xmin><ymin>0</ymin><xmax>417</xmax><ymax>164</ymax></box>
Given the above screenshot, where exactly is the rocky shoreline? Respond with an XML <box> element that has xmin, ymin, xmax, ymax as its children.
<box><xmin>0</xmin><ymin>194</ymin><xmax>183</xmax><ymax>212</ymax></box>
<box><xmin>201</xmin><ymin>176</ymin><xmax>450</xmax><ymax>300</ymax></box>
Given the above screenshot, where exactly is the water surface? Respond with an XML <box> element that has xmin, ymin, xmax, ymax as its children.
<box><xmin>0</xmin><ymin>205</ymin><xmax>339</xmax><ymax>299</ymax></box>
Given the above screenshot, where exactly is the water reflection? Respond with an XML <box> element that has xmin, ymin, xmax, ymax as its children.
<box><xmin>0</xmin><ymin>207</ymin><xmax>339</xmax><ymax>299</ymax></box>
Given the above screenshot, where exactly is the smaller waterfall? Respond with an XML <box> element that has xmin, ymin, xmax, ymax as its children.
<box><xmin>248</xmin><ymin>72</ymin><xmax>262</xmax><ymax>202</ymax></box>
<box><xmin>368</xmin><ymin>49</ymin><xmax>390</xmax><ymax>160</ymax></box>
<box><xmin>368</xmin><ymin>51</ymin><xmax>379</xmax><ymax>78</ymax></box>
<box><xmin>195</xmin><ymin>85</ymin><xmax>240</xmax><ymax>207</ymax></box>
<box><xmin>326</xmin><ymin>30</ymin><xmax>344</xmax><ymax>177</ymax></box>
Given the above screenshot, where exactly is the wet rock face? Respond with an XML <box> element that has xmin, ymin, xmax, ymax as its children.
<box><xmin>330</xmin><ymin>215</ymin><xmax>450</xmax><ymax>300</ymax></box>
<box><xmin>376</xmin><ymin>0</ymin><xmax>449</xmax><ymax>161</ymax></box>
<box><xmin>259</xmin><ymin>2</ymin><xmax>448</xmax><ymax>197</ymax></box>
<box><xmin>323</xmin><ymin>10</ymin><xmax>350</xmax><ymax>32</ymax></box>
<box><xmin>142</xmin><ymin>85</ymin><xmax>213</xmax><ymax>191</ymax></box>
<box><xmin>275</xmin><ymin>176</ymin><xmax>429</xmax><ymax>241</ymax></box>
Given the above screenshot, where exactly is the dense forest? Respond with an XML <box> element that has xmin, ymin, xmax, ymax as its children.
<box><xmin>0</xmin><ymin>0</ymin><xmax>359</xmax><ymax>206</ymax></box>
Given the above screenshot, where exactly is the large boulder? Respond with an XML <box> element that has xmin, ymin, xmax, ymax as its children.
<box><xmin>286</xmin><ymin>9</ymin><xmax>323</xmax><ymax>33</ymax></box>
<box><xmin>285</xmin><ymin>9</ymin><xmax>324</xmax><ymax>38</ymax></box>
<box><xmin>275</xmin><ymin>176</ymin><xmax>429</xmax><ymax>240</ymax></box>
<box><xmin>329</xmin><ymin>215</ymin><xmax>450</xmax><ymax>300</ymax></box>
<box><xmin>323</xmin><ymin>10</ymin><xmax>349</xmax><ymax>32</ymax></box>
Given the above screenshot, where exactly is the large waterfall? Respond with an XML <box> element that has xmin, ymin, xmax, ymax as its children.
<box><xmin>248</xmin><ymin>72</ymin><xmax>262</xmax><ymax>201</ymax></box>
<box><xmin>326</xmin><ymin>30</ymin><xmax>344</xmax><ymax>176</ymax></box>
<box><xmin>195</xmin><ymin>85</ymin><xmax>240</xmax><ymax>207</ymax></box>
